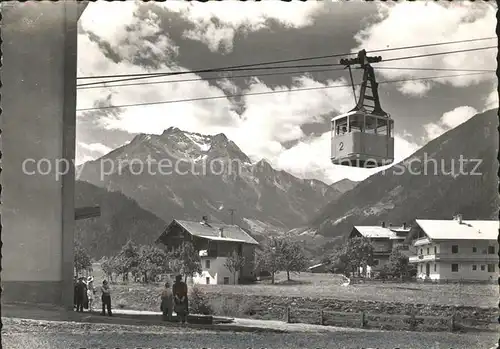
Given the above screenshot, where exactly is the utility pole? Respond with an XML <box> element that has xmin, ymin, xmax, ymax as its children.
<box><xmin>228</xmin><ymin>208</ymin><xmax>236</xmax><ymax>225</ymax></box>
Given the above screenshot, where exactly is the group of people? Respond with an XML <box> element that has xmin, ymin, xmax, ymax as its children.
<box><xmin>160</xmin><ymin>274</ymin><xmax>189</xmax><ymax>324</ymax></box>
<box><xmin>74</xmin><ymin>274</ymin><xmax>188</xmax><ymax>322</ymax></box>
<box><xmin>74</xmin><ymin>276</ymin><xmax>113</xmax><ymax>316</ymax></box>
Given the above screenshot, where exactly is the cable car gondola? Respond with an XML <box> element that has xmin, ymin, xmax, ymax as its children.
<box><xmin>331</xmin><ymin>50</ymin><xmax>394</xmax><ymax>168</ymax></box>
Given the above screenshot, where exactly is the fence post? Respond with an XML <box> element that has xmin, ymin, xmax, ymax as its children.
<box><xmin>360</xmin><ymin>311</ymin><xmax>365</xmax><ymax>328</ymax></box>
<box><xmin>285</xmin><ymin>306</ymin><xmax>291</xmax><ymax>323</ymax></box>
<box><xmin>449</xmin><ymin>312</ymin><xmax>455</xmax><ymax>332</ymax></box>
<box><xmin>410</xmin><ymin>312</ymin><xmax>416</xmax><ymax>331</ymax></box>
<box><xmin>320</xmin><ymin>310</ymin><xmax>324</xmax><ymax>326</ymax></box>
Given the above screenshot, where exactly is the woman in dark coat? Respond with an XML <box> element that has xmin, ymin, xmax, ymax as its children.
<box><xmin>172</xmin><ymin>274</ymin><xmax>188</xmax><ymax>323</ymax></box>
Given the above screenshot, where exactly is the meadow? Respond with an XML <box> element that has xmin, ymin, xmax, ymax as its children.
<box><xmin>88</xmin><ymin>263</ymin><xmax>497</xmax><ymax>310</ymax></box>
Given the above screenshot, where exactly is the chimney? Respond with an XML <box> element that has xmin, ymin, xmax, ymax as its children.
<box><xmin>201</xmin><ymin>216</ymin><xmax>209</xmax><ymax>225</ymax></box>
<box><xmin>389</xmin><ymin>223</ymin><xmax>393</xmax><ymax>227</ymax></box>
<box><xmin>219</xmin><ymin>227</ymin><xmax>224</xmax><ymax>237</ymax></box>
<box><xmin>381</xmin><ymin>221</ymin><xmax>385</xmax><ymax>228</ymax></box>
<box><xmin>403</xmin><ymin>222</ymin><xmax>407</xmax><ymax>229</ymax></box>
<box><xmin>454</xmin><ymin>214</ymin><xmax>462</xmax><ymax>224</ymax></box>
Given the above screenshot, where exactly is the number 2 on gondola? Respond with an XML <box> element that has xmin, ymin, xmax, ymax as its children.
<box><xmin>338</xmin><ymin>142</ymin><xmax>344</xmax><ymax>151</ymax></box>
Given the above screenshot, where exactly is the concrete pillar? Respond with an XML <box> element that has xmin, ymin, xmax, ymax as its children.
<box><xmin>1</xmin><ymin>1</ymin><xmax>84</xmax><ymax>308</ymax></box>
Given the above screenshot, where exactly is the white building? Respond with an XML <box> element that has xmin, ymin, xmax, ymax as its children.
<box><xmin>156</xmin><ymin>217</ymin><xmax>259</xmax><ymax>285</ymax></box>
<box><xmin>409</xmin><ymin>215</ymin><xmax>498</xmax><ymax>283</ymax></box>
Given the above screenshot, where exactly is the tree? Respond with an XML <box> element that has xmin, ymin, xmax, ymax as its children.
<box><xmin>134</xmin><ymin>245</ymin><xmax>169</xmax><ymax>283</ymax></box>
<box><xmin>167</xmin><ymin>241</ymin><xmax>202</xmax><ymax>282</ymax></box>
<box><xmin>278</xmin><ymin>238</ymin><xmax>308</xmax><ymax>281</ymax></box>
<box><xmin>345</xmin><ymin>237</ymin><xmax>374</xmax><ymax>276</ymax></box>
<box><xmin>328</xmin><ymin>246</ymin><xmax>351</xmax><ymax>275</ymax></box>
<box><xmin>329</xmin><ymin>237</ymin><xmax>374</xmax><ymax>277</ymax></box>
<box><xmin>74</xmin><ymin>240</ymin><xmax>92</xmax><ymax>276</ymax></box>
<box><xmin>100</xmin><ymin>256</ymin><xmax>117</xmax><ymax>282</ymax></box>
<box><xmin>386</xmin><ymin>246</ymin><xmax>416</xmax><ymax>280</ymax></box>
<box><xmin>116</xmin><ymin>240</ymin><xmax>139</xmax><ymax>282</ymax></box>
<box><xmin>254</xmin><ymin>237</ymin><xmax>281</xmax><ymax>284</ymax></box>
<box><xmin>224</xmin><ymin>250</ymin><xmax>246</xmax><ymax>284</ymax></box>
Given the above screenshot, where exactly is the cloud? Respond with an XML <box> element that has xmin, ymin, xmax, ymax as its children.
<box><xmin>354</xmin><ymin>2</ymin><xmax>496</xmax><ymax>96</ymax></box>
<box><xmin>75</xmin><ymin>142</ymin><xmax>113</xmax><ymax>166</ymax></box>
<box><xmin>483</xmin><ymin>88</ymin><xmax>498</xmax><ymax>112</ymax></box>
<box><xmin>79</xmin><ymin>1</ymin><xmax>179</xmax><ymax>69</ymax></box>
<box><xmin>157</xmin><ymin>1</ymin><xmax>327</xmax><ymax>53</ymax></box>
<box><xmin>423</xmin><ymin>106</ymin><xmax>478</xmax><ymax>141</ymax></box>
<box><xmin>397</xmin><ymin>80</ymin><xmax>433</xmax><ymax>97</ymax></box>
<box><xmin>79</xmin><ymin>142</ymin><xmax>113</xmax><ymax>155</ymax></box>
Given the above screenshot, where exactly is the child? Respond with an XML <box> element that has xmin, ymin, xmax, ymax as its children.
<box><xmin>160</xmin><ymin>281</ymin><xmax>173</xmax><ymax>321</ymax></box>
<box><xmin>86</xmin><ymin>276</ymin><xmax>96</xmax><ymax>312</ymax></box>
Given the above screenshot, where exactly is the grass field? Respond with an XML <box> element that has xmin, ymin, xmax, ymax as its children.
<box><xmin>87</xmin><ymin>263</ymin><xmax>497</xmax><ymax>310</ymax></box>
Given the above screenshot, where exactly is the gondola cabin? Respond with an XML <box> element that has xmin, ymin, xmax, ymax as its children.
<box><xmin>331</xmin><ymin>111</ymin><xmax>394</xmax><ymax>168</ymax></box>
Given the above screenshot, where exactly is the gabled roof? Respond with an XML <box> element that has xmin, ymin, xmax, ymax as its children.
<box><xmin>162</xmin><ymin>219</ymin><xmax>259</xmax><ymax>245</ymax></box>
<box><xmin>353</xmin><ymin>226</ymin><xmax>395</xmax><ymax>238</ymax></box>
<box><xmin>415</xmin><ymin>219</ymin><xmax>498</xmax><ymax>241</ymax></box>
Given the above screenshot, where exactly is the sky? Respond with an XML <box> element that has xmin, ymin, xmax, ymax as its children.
<box><xmin>76</xmin><ymin>1</ymin><xmax>497</xmax><ymax>184</ymax></box>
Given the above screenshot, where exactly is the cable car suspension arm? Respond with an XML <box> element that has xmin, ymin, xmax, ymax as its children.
<box><xmin>340</xmin><ymin>50</ymin><xmax>387</xmax><ymax>117</ymax></box>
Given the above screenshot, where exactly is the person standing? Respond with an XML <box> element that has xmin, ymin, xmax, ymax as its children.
<box><xmin>172</xmin><ymin>274</ymin><xmax>188</xmax><ymax>324</ymax></box>
<box><xmin>75</xmin><ymin>277</ymin><xmax>86</xmax><ymax>312</ymax></box>
<box><xmin>100</xmin><ymin>280</ymin><xmax>112</xmax><ymax>316</ymax></box>
<box><xmin>86</xmin><ymin>276</ymin><xmax>96</xmax><ymax>312</ymax></box>
<box><xmin>73</xmin><ymin>276</ymin><xmax>78</xmax><ymax>309</ymax></box>
<box><xmin>160</xmin><ymin>281</ymin><xmax>173</xmax><ymax>321</ymax></box>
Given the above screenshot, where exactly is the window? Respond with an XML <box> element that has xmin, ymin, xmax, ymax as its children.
<box><xmin>223</xmin><ymin>277</ymin><xmax>230</xmax><ymax>285</ymax></box>
<box><xmin>472</xmin><ymin>246</ymin><xmax>477</xmax><ymax>253</ymax></box>
<box><xmin>451</xmin><ymin>245</ymin><xmax>458</xmax><ymax>254</ymax></box>
<box><xmin>426</xmin><ymin>248</ymin><xmax>429</xmax><ymax>254</ymax></box>
<box><xmin>349</xmin><ymin>113</ymin><xmax>364</xmax><ymax>133</ymax></box>
<box><xmin>364</xmin><ymin>115</ymin><xmax>377</xmax><ymax>134</ymax></box>
<box><xmin>420</xmin><ymin>264</ymin><xmax>423</xmax><ymax>272</ymax></box>
<box><xmin>472</xmin><ymin>265</ymin><xmax>477</xmax><ymax>271</ymax></box>
<box><xmin>481</xmin><ymin>249</ymin><xmax>487</xmax><ymax>255</ymax></box>
<box><xmin>335</xmin><ymin>117</ymin><xmax>348</xmax><ymax>135</ymax></box>
<box><xmin>480</xmin><ymin>265</ymin><xmax>485</xmax><ymax>271</ymax></box>
<box><xmin>434</xmin><ymin>264</ymin><xmax>436</xmax><ymax>272</ymax></box>
<box><xmin>205</xmin><ymin>260</ymin><xmax>210</xmax><ymax>269</ymax></box>
<box><xmin>373</xmin><ymin>260</ymin><xmax>379</xmax><ymax>266</ymax></box>
<box><xmin>420</xmin><ymin>248</ymin><xmax>423</xmax><ymax>255</ymax></box>
<box><xmin>434</xmin><ymin>246</ymin><xmax>437</xmax><ymax>254</ymax></box>
<box><xmin>375</xmin><ymin>117</ymin><xmax>388</xmax><ymax>135</ymax></box>
<box><xmin>206</xmin><ymin>277</ymin><xmax>210</xmax><ymax>284</ymax></box>
<box><xmin>488</xmin><ymin>264</ymin><xmax>495</xmax><ymax>272</ymax></box>
<box><xmin>488</xmin><ymin>246</ymin><xmax>495</xmax><ymax>254</ymax></box>
<box><xmin>451</xmin><ymin>264</ymin><xmax>459</xmax><ymax>272</ymax></box>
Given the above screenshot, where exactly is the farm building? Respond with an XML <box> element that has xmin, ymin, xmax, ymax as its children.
<box><xmin>349</xmin><ymin>222</ymin><xmax>412</xmax><ymax>273</ymax></box>
<box><xmin>156</xmin><ymin>216</ymin><xmax>259</xmax><ymax>285</ymax></box>
<box><xmin>408</xmin><ymin>215</ymin><xmax>498</xmax><ymax>283</ymax></box>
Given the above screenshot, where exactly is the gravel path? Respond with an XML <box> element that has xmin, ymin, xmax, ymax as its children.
<box><xmin>2</xmin><ymin>318</ymin><xmax>497</xmax><ymax>349</ymax></box>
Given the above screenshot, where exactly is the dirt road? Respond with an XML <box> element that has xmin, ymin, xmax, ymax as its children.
<box><xmin>2</xmin><ymin>318</ymin><xmax>497</xmax><ymax>349</ymax></box>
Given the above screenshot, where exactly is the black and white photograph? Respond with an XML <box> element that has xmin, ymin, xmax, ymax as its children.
<box><xmin>1</xmin><ymin>1</ymin><xmax>498</xmax><ymax>348</ymax></box>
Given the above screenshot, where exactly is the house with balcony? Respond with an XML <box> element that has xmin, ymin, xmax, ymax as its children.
<box><xmin>349</xmin><ymin>222</ymin><xmax>412</xmax><ymax>273</ymax></box>
<box><xmin>156</xmin><ymin>216</ymin><xmax>259</xmax><ymax>285</ymax></box>
<box><xmin>408</xmin><ymin>215</ymin><xmax>498</xmax><ymax>283</ymax></box>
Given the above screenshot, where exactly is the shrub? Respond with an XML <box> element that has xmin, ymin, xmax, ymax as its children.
<box><xmin>116</xmin><ymin>299</ymin><xmax>126</xmax><ymax>309</ymax></box>
<box><xmin>189</xmin><ymin>286</ymin><xmax>213</xmax><ymax>315</ymax></box>
<box><xmin>209</xmin><ymin>297</ymin><xmax>258</xmax><ymax>318</ymax></box>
